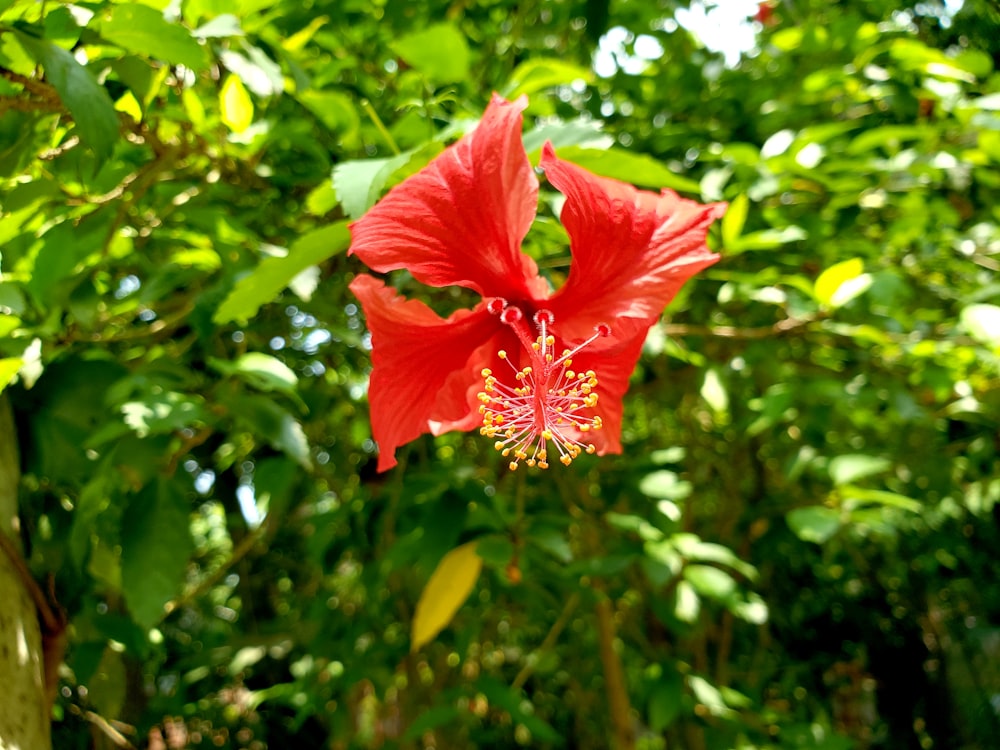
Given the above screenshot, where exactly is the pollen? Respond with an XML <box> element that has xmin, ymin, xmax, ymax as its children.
<box><xmin>477</xmin><ymin>306</ymin><xmax>610</xmax><ymax>471</ymax></box>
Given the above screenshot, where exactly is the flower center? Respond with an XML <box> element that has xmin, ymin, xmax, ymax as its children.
<box><xmin>477</xmin><ymin>303</ymin><xmax>611</xmax><ymax>471</ymax></box>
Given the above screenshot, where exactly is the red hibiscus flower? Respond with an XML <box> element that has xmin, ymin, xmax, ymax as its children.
<box><xmin>349</xmin><ymin>94</ymin><xmax>726</xmax><ymax>472</ymax></box>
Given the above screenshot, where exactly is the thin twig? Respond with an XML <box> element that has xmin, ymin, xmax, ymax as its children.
<box><xmin>163</xmin><ymin>522</ymin><xmax>269</xmax><ymax>616</ymax></box>
<box><xmin>511</xmin><ymin>592</ymin><xmax>580</xmax><ymax>690</ymax></box>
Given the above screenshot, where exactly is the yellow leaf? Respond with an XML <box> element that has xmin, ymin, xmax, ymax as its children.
<box><xmin>813</xmin><ymin>257</ymin><xmax>871</xmax><ymax>309</ymax></box>
<box><xmin>114</xmin><ymin>90</ymin><xmax>142</xmax><ymax>123</ymax></box>
<box><xmin>411</xmin><ymin>541</ymin><xmax>482</xmax><ymax>652</ymax></box>
<box><xmin>282</xmin><ymin>16</ymin><xmax>328</xmax><ymax>52</ymax></box>
<box><xmin>0</xmin><ymin>358</ymin><xmax>22</xmax><ymax>393</ymax></box>
<box><xmin>721</xmin><ymin>193</ymin><xmax>747</xmax><ymax>249</ymax></box>
<box><xmin>220</xmin><ymin>74</ymin><xmax>253</xmax><ymax>133</ymax></box>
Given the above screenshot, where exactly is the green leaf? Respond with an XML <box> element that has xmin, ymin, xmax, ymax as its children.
<box><xmin>648</xmin><ymin>670</ymin><xmax>683</xmax><ymax>732</ymax></box>
<box><xmin>700</xmin><ymin>368</ymin><xmax>728</xmax><ymax>416</ymax></box>
<box><xmin>402</xmin><ymin>706</ymin><xmax>464</xmax><ymax>741</ymax></box>
<box><xmin>842</xmin><ymin>486</ymin><xmax>921</xmax><ymax>513</ymax></box>
<box><xmin>671</xmin><ymin>534</ymin><xmax>757</xmax><ymax>580</ymax></box>
<box><xmin>225</xmin><ymin>353</ymin><xmax>298</xmax><ymax>395</ymax></box>
<box><xmin>689</xmin><ymin>675</ymin><xmax>736</xmax><ymax>718</ymax></box>
<box><xmin>297</xmin><ymin>89</ymin><xmax>360</xmax><ymax>136</ymax></box>
<box><xmin>502</xmin><ymin>58</ymin><xmax>593</xmax><ymax>98</ymax></box>
<box><xmin>674</xmin><ymin>580</ymin><xmax>700</xmax><ymax>623</ymax></box>
<box><xmin>332</xmin><ymin>152</ymin><xmax>413</xmax><ymax>220</ymax></box>
<box><xmin>814</xmin><ymin>257</ymin><xmax>872</xmax><ymax>308</ymax></box>
<box><xmin>786</xmin><ymin>506</ymin><xmax>841</xmax><ymax>544</ymax></box>
<box><xmin>220</xmin><ymin>73</ymin><xmax>253</xmax><ymax>133</ymax></box>
<box><xmin>121</xmin><ymin>391</ymin><xmax>208</xmax><ymax>437</ymax></box>
<box><xmin>721</xmin><ymin>193</ymin><xmax>748</xmax><ymax>248</ymax></box>
<box><xmin>214</xmin><ymin>221</ymin><xmax>350</xmax><ymax>323</ymax></box>
<box><xmin>727</xmin><ymin>225</ymin><xmax>807</xmax><ymax>253</ymax></box>
<box><xmin>121</xmin><ymin>480</ymin><xmax>194</xmax><ymax>629</ymax></box>
<box><xmin>683</xmin><ymin>564</ymin><xmax>737</xmax><ymax>599</ymax></box>
<box><xmin>15</xmin><ymin>31</ymin><xmax>119</xmax><ymax>161</ymax></box>
<box><xmin>390</xmin><ymin>23</ymin><xmax>471</xmax><ymax>84</ymax></box>
<box><xmin>639</xmin><ymin>470</ymin><xmax>693</xmax><ymax>501</ymax></box>
<box><xmin>87</xmin><ymin>647</ymin><xmax>127</xmax><ymax>721</ymax></box>
<box><xmin>411</xmin><ymin>541</ymin><xmax>482</xmax><ymax>652</ymax></box>
<box><xmin>552</xmin><ymin>146</ymin><xmax>701</xmax><ymax>193</ymax></box>
<box><xmin>231</xmin><ymin>396</ymin><xmax>312</xmax><ymax>468</ymax></box>
<box><xmin>829</xmin><ymin>454</ymin><xmax>892</xmax><ymax>485</ymax></box>
<box><xmin>98</xmin><ymin>3</ymin><xmax>209</xmax><ymax>71</ymax></box>
<box><xmin>305</xmin><ymin>180</ymin><xmax>338</xmax><ymax>216</ymax></box>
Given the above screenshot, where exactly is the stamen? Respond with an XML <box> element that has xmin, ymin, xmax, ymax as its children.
<box><xmin>477</xmin><ymin>311</ymin><xmax>611</xmax><ymax>471</ymax></box>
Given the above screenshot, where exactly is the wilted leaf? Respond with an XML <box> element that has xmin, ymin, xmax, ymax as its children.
<box><xmin>411</xmin><ymin>541</ymin><xmax>482</xmax><ymax>652</ymax></box>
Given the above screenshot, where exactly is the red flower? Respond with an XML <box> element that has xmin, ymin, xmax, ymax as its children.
<box><xmin>349</xmin><ymin>95</ymin><xmax>726</xmax><ymax>471</ymax></box>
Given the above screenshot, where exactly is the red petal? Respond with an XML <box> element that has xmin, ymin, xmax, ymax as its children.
<box><xmin>349</xmin><ymin>95</ymin><xmax>547</xmax><ymax>301</ymax></box>
<box><xmin>349</xmin><ymin>275</ymin><xmax>500</xmax><ymax>471</ymax></box>
<box><xmin>541</xmin><ymin>142</ymin><xmax>726</xmax><ymax>342</ymax></box>
<box><xmin>564</xmin><ymin>329</ymin><xmax>648</xmax><ymax>456</ymax></box>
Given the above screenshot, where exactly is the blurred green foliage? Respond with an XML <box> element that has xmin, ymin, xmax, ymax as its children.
<box><xmin>1</xmin><ymin>0</ymin><xmax>998</xmax><ymax>748</ymax></box>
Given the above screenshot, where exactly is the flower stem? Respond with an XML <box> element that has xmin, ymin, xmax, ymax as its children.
<box><xmin>595</xmin><ymin>586</ymin><xmax>635</xmax><ymax>750</ymax></box>
<box><xmin>361</xmin><ymin>99</ymin><xmax>400</xmax><ymax>155</ymax></box>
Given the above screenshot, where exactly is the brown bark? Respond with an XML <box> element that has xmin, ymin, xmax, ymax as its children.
<box><xmin>0</xmin><ymin>394</ymin><xmax>51</xmax><ymax>750</ymax></box>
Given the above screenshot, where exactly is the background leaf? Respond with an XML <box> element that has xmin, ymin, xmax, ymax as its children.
<box><xmin>121</xmin><ymin>480</ymin><xmax>194</xmax><ymax>629</ymax></box>
<box><xmin>411</xmin><ymin>541</ymin><xmax>482</xmax><ymax>652</ymax></box>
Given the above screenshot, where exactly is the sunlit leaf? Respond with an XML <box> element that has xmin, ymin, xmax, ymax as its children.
<box><xmin>0</xmin><ymin>357</ymin><xmax>22</xmax><ymax>393</ymax></box>
<box><xmin>15</xmin><ymin>31</ymin><xmax>120</xmax><ymax>161</ymax></box>
<box><xmin>220</xmin><ymin>73</ymin><xmax>253</xmax><ymax>133</ymax></box>
<box><xmin>786</xmin><ymin>506</ymin><xmax>841</xmax><ymax>544</ymax></box>
<box><xmin>503</xmin><ymin>58</ymin><xmax>593</xmax><ymax>98</ymax></box>
<box><xmin>674</xmin><ymin>579</ymin><xmax>700</xmax><ymax>622</ymax></box>
<box><xmin>390</xmin><ymin>23</ymin><xmax>470</xmax><ymax>84</ymax></box>
<box><xmin>721</xmin><ymin>193</ymin><xmax>748</xmax><ymax>248</ymax></box>
<box><xmin>814</xmin><ymin>258</ymin><xmax>872</xmax><ymax>308</ymax></box>
<box><xmin>684</xmin><ymin>564</ymin><xmax>737</xmax><ymax>599</ymax></box>
<box><xmin>98</xmin><ymin>3</ymin><xmax>209</xmax><ymax>71</ymax></box>
<box><xmin>214</xmin><ymin>221</ymin><xmax>350</xmax><ymax>323</ymax></box>
<box><xmin>553</xmin><ymin>146</ymin><xmax>702</xmax><ymax>193</ymax></box>
<box><xmin>411</xmin><ymin>541</ymin><xmax>482</xmax><ymax>652</ymax></box>
<box><xmin>829</xmin><ymin>454</ymin><xmax>891</xmax><ymax>485</ymax></box>
<box><xmin>961</xmin><ymin>303</ymin><xmax>1000</xmax><ymax>349</ymax></box>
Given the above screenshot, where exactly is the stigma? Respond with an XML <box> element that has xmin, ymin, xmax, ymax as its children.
<box><xmin>477</xmin><ymin>305</ymin><xmax>610</xmax><ymax>471</ymax></box>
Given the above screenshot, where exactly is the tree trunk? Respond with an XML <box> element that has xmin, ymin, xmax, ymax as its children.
<box><xmin>0</xmin><ymin>394</ymin><xmax>50</xmax><ymax>750</ymax></box>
